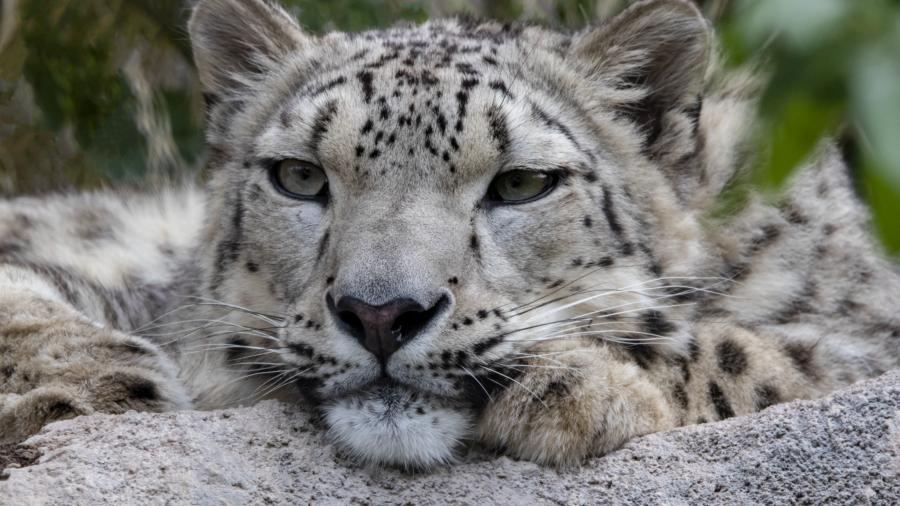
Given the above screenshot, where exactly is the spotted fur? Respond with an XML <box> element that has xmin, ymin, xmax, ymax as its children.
<box><xmin>1</xmin><ymin>0</ymin><xmax>898</xmax><ymax>470</ymax></box>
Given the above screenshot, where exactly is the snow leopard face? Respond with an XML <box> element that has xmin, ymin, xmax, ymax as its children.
<box><xmin>189</xmin><ymin>0</ymin><xmax>711</xmax><ymax>469</ymax></box>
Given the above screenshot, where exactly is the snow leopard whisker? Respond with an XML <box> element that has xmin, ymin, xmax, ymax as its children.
<box><xmin>250</xmin><ymin>367</ymin><xmax>312</xmax><ymax>401</ymax></box>
<box><xmin>140</xmin><ymin>321</ymin><xmax>281</xmax><ymax>340</ymax></box>
<box><xmin>216</xmin><ymin>367</ymin><xmax>290</xmax><ymax>391</ymax></box>
<box><xmin>497</xmin><ymin>362</ymin><xmax>581</xmax><ymax>373</ymax></box>
<box><xmin>519</xmin><ymin>329</ymin><xmax>682</xmax><ymax>344</ymax></box>
<box><xmin>460</xmin><ymin>366</ymin><xmax>494</xmax><ymax>403</ymax></box>
<box><xmin>519</xmin><ymin>300</ymin><xmax>698</xmax><ymax>331</ymax></box>
<box><xmin>176</xmin><ymin>295</ymin><xmax>288</xmax><ymax>322</ymax></box>
<box><xmin>511</xmin><ymin>276</ymin><xmax>733</xmax><ymax>318</ymax></box>
<box><xmin>499</xmin><ymin>264</ymin><xmax>635</xmax><ymax>313</ymax></box>
<box><xmin>150</xmin><ymin>322</ymin><xmax>282</xmax><ymax>346</ymax></box>
<box><xmin>183</xmin><ymin>343</ymin><xmax>278</xmax><ymax>355</ymax></box>
<box><xmin>224</xmin><ymin>361</ymin><xmax>285</xmax><ymax>370</ymax></box>
<box><xmin>478</xmin><ymin>364</ymin><xmax>548</xmax><ymax>410</ymax></box>
<box><xmin>501</xmin><ymin>271</ymin><xmax>727</xmax><ymax>315</ymax></box>
<box><xmin>503</xmin><ymin>302</ymin><xmax>695</xmax><ymax>339</ymax></box>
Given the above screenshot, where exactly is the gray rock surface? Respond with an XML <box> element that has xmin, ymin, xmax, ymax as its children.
<box><xmin>2</xmin><ymin>371</ymin><xmax>898</xmax><ymax>505</ymax></box>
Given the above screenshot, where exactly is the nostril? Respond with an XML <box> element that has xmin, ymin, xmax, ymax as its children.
<box><xmin>391</xmin><ymin>294</ymin><xmax>449</xmax><ymax>341</ymax></box>
<box><xmin>337</xmin><ymin>310</ymin><xmax>365</xmax><ymax>340</ymax></box>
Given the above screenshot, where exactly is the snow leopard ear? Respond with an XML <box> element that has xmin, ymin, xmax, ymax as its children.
<box><xmin>189</xmin><ymin>0</ymin><xmax>309</xmax><ymax>97</ymax></box>
<box><xmin>571</xmin><ymin>0</ymin><xmax>710</xmax><ymax>154</ymax></box>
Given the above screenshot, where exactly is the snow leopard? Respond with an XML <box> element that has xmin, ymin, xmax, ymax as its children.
<box><xmin>1</xmin><ymin>0</ymin><xmax>899</xmax><ymax>471</ymax></box>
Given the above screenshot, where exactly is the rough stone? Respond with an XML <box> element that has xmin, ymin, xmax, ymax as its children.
<box><xmin>2</xmin><ymin>371</ymin><xmax>898</xmax><ymax>505</ymax></box>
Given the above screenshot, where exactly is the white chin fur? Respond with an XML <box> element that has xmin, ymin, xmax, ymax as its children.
<box><xmin>323</xmin><ymin>384</ymin><xmax>472</xmax><ymax>470</ymax></box>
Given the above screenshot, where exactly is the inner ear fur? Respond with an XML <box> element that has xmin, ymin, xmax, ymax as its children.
<box><xmin>189</xmin><ymin>0</ymin><xmax>309</xmax><ymax>97</ymax></box>
<box><xmin>571</xmin><ymin>0</ymin><xmax>711</xmax><ymax>152</ymax></box>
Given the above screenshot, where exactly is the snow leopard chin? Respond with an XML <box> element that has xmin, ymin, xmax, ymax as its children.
<box><xmin>322</xmin><ymin>381</ymin><xmax>473</xmax><ymax>471</ymax></box>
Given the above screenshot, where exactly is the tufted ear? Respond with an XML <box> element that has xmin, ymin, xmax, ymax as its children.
<box><xmin>189</xmin><ymin>0</ymin><xmax>309</xmax><ymax>97</ymax></box>
<box><xmin>571</xmin><ymin>0</ymin><xmax>710</xmax><ymax>155</ymax></box>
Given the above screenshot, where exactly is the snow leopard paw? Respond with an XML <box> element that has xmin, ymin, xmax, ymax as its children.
<box><xmin>0</xmin><ymin>296</ymin><xmax>190</xmax><ymax>443</ymax></box>
<box><xmin>475</xmin><ymin>341</ymin><xmax>676</xmax><ymax>467</ymax></box>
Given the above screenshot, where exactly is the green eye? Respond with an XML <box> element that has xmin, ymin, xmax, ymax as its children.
<box><xmin>488</xmin><ymin>170</ymin><xmax>558</xmax><ymax>204</ymax></box>
<box><xmin>271</xmin><ymin>159</ymin><xmax>328</xmax><ymax>199</ymax></box>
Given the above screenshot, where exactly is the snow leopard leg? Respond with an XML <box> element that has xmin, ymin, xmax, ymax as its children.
<box><xmin>0</xmin><ymin>268</ymin><xmax>190</xmax><ymax>444</ymax></box>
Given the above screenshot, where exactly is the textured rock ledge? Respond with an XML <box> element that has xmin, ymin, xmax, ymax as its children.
<box><xmin>2</xmin><ymin>371</ymin><xmax>898</xmax><ymax>505</ymax></box>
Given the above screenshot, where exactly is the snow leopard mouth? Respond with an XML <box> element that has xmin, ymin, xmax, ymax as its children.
<box><xmin>319</xmin><ymin>375</ymin><xmax>474</xmax><ymax>469</ymax></box>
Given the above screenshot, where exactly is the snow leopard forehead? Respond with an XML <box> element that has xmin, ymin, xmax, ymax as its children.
<box><xmin>202</xmin><ymin>17</ymin><xmax>617</xmax><ymax>197</ymax></box>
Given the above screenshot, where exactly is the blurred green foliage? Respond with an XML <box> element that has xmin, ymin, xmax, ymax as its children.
<box><xmin>721</xmin><ymin>0</ymin><xmax>900</xmax><ymax>253</ymax></box>
<box><xmin>0</xmin><ymin>0</ymin><xmax>897</xmax><ymax>253</ymax></box>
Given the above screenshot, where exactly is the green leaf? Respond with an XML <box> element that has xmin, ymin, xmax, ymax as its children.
<box><xmin>852</xmin><ymin>32</ymin><xmax>900</xmax><ymax>190</ymax></box>
<box><xmin>862</xmin><ymin>159</ymin><xmax>900</xmax><ymax>255</ymax></box>
<box><xmin>753</xmin><ymin>94</ymin><xmax>842</xmax><ymax>190</ymax></box>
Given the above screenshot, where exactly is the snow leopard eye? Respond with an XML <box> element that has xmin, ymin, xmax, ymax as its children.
<box><xmin>487</xmin><ymin>170</ymin><xmax>559</xmax><ymax>204</ymax></box>
<box><xmin>270</xmin><ymin>159</ymin><xmax>328</xmax><ymax>199</ymax></box>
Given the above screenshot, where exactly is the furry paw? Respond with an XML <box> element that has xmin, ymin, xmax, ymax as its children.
<box><xmin>0</xmin><ymin>297</ymin><xmax>190</xmax><ymax>443</ymax></box>
<box><xmin>475</xmin><ymin>341</ymin><xmax>676</xmax><ymax>467</ymax></box>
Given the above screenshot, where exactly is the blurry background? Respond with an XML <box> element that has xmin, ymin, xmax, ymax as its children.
<box><xmin>0</xmin><ymin>0</ymin><xmax>898</xmax><ymax>253</ymax></box>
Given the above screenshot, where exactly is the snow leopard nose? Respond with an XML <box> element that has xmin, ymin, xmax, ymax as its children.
<box><xmin>327</xmin><ymin>294</ymin><xmax>450</xmax><ymax>361</ymax></box>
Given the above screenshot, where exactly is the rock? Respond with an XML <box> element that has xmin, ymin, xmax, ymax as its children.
<box><xmin>2</xmin><ymin>371</ymin><xmax>898</xmax><ymax>505</ymax></box>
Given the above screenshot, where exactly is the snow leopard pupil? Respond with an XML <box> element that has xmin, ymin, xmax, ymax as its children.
<box><xmin>272</xmin><ymin>159</ymin><xmax>328</xmax><ymax>198</ymax></box>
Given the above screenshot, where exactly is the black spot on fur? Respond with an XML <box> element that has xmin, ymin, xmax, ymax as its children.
<box><xmin>643</xmin><ymin>310</ymin><xmax>676</xmax><ymax>336</ymax></box>
<box><xmin>460</xmin><ymin>77</ymin><xmax>479</xmax><ymax>90</ymax></box>
<box><xmin>528</xmin><ymin>102</ymin><xmax>587</xmax><ymax>157</ymax></box>
<box><xmin>308</xmin><ymin>75</ymin><xmax>347</xmax><ymax>98</ymax></box>
<box><xmin>455</xmin><ymin>90</ymin><xmax>470</xmax><ymax>130</ymax></box>
<box><xmin>716</xmin><ymin>340</ymin><xmax>748</xmax><ymax>375</ymax></box>
<box><xmin>127</xmin><ymin>379</ymin><xmax>159</xmax><ymax>402</ymax></box>
<box><xmin>245</xmin><ymin>262</ymin><xmax>259</xmax><ymax>273</ymax></box>
<box><xmin>226</xmin><ymin>337</ymin><xmax>249</xmax><ymax>364</ymax></box>
<box><xmin>754</xmin><ymin>384</ymin><xmax>780</xmax><ymax>411</ymax></box>
<box><xmin>583</xmin><ymin>215</ymin><xmax>593</xmax><ymax>228</ymax></box>
<box><xmin>289</xmin><ymin>342</ymin><xmax>314</xmax><ymax>358</ymax></box>
<box><xmin>473</xmin><ymin>336</ymin><xmax>502</xmax><ymax>355</ymax></box>
<box><xmin>487</xmin><ymin>106</ymin><xmax>510</xmax><ymax>154</ymax></box>
<box><xmin>676</xmin><ymin>357</ymin><xmax>691</xmax><ymax>382</ymax></box>
<box><xmin>750</xmin><ymin>224</ymin><xmax>781</xmax><ymax>253</ymax></box>
<box><xmin>601</xmin><ymin>185</ymin><xmax>624</xmax><ymax>237</ymax></box>
<box><xmin>488</xmin><ymin>80</ymin><xmax>512</xmax><ymax>98</ymax></box>
<box><xmin>688</xmin><ymin>338</ymin><xmax>701</xmax><ymax>362</ymax></box>
<box><xmin>356</xmin><ymin>71</ymin><xmax>374</xmax><ymax>103</ymax></box>
<box><xmin>543</xmin><ymin>380</ymin><xmax>570</xmax><ymax>400</ymax></box>
<box><xmin>708</xmin><ymin>382</ymin><xmax>734</xmax><ymax>420</ymax></box>
<box><xmin>309</xmin><ymin>100</ymin><xmax>337</xmax><ymax>154</ymax></box>
<box><xmin>772</xmin><ymin>282</ymin><xmax>817</xmax><ymax>324</ymax></box>
<box><xmin>317</xmin><ymin>231</ymin><xmax>330</xmax><ymax>262</ymax></box>
<box><xmin>45</xmin><ymin>400</ymin><xmax>77</xmax><ymax>420</ymax></box>
<box><xmin>673</xmin><ymin>384</ymin><xmax>689</xmax><ymax>410</ymax></box>
<box><xmin>782</xmin><ymin>203</ymin><xmax>809</xmax><ymax>226</ymax></box>
<box><xmin>784</xmin><ymin>343</ymin><xmax>819</xmax><ymax>379</ymax></box>
<box><xmin>626</xmin><ymin>343</ymin><xmax>657</xmax><ymax>369</ymax></box>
